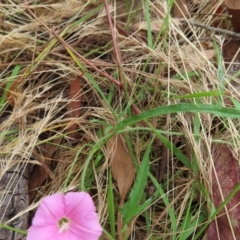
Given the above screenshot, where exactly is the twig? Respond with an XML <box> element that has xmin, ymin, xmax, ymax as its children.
<box><xmin>157</xmin><ymin>144</ymin><xmax>168</xmax><ymax>182</ymax></box>
<box><xmin>103</xmin><ymin>0</ymin><xmax>122</xmax><ymax>71</ymax></box>
<box><xmin>181</xmin><ymin>20</ymin><xmax>240</xmax><ymax>38</ymax></box>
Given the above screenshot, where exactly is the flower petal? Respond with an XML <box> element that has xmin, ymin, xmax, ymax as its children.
<box><xmin>64</xmin><ymin>192</ymin><xmax>102</xmax><ymax>238</ymax></box>
<box><xmin>32</xmin><ymin>193</ymin><xmax>65</xmax><ymax>226</ymax></box>
<box><xmin>58</xmin><ymin>231</ymin><xmax>86</xmax><ymax>240</ymax></box>
<box><xmin>26</xmin><ymin>225</ymin><xmax>58</xmax><ymax>240</ymax></box>
<box><xmin>70</xmin><ymin>218</ymin><xmax>102</xmax><ymax>240</ymax></box>
<box><xmin>64</xmin><ymin>192</ymin><xmax>96</xmax><ymax>216</ymax></box>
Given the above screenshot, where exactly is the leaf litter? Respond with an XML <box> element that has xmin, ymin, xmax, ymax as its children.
<box><xmin>206</xmin><ymin>144</ymin><xmax>240</xmax><ymax>240</ymax></box>
<box><xmin>1</xmin><ymin>0</ymin><xmax>240</xmax><ymax>239</ymax></box>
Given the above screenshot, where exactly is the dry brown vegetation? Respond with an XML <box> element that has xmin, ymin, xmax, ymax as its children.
<box><xmin>1</xmin><ymin>0</ymin><xmax>240</xmax><ymax>239</ymax></box>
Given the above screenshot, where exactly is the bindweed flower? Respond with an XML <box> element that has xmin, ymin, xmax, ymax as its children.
<box><xmin>26</xmin><ymin>192</ymin><xmax>102</xmax><ymax>240</ymax></box>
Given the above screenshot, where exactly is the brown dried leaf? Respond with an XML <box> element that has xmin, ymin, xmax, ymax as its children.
<box><xmin>29</xmin><ymin>139</ymin><xmax>61</xmax><ymax>201</ymax></box>
<box><xmin>106</xmin><ymin>133</ymin><xmax>135</xmax><ymax>240</ymax></box>
<box><xmin>222</xmin><ymin>39</ymin><xmax>240</xmax><ymax>71</ymax></box>
<box><xmin>181</xmin><ymin>49</ymin><xmax>215</xmax><ymax>71</ymax></box>
<box><xmin>207</xmin><ymin>144</ymin><xmax>240</xmax><ymax>240</ymax></box>
<box><xmin>67</xmin><ymin>76</ymin><xmax>81</xmax><ymax>139</ymax></box>
<box><xmin>225</xmin><ymin>0</ymin><xmax>240</xmax><ymax>9</ymax></box>
<box><xmin>225</xmin><ymin>0</ymin><xmax>240</xmax><ymax>32</ymax></box>
<box><xmin>132</xmin><ymin>18</ymin><xmax>181</xmax><ymax>32</ymax></box>
<box><xmin>106</xmin><ymin>134</ymin><xmax>135</xmax><ymax>204</ymax></box>
<box><xmin>173</xmin><ymin>0</ymin><xmax>189</xmax><ymax>18</ymax></box>
<box><xmin>102</xmin><ymin>102</ymin><xmax>135</xmax><ymax>239</ymax></box>
<box><xmin>222</xmin><ymin>39</ymin><xmax>240</xmax><ymax>106</ymax></box>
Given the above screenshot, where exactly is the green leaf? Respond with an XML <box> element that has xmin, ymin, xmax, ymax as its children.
<box><xmin>173</xmin><ymin>91</ymin><xmax>221</xmax><ymax>99</ymax></box>
<box><xmin>121</xmin><ymin>137</ymin><xmax>154</xmax><ymax>223</ymax></box>
<box><xmin>151</xmin><ymin>129</ymin><xmax>191</xmax><ymax>168</ymax></box>
<box><xmin>0</xmin><ymin>64</ymin><xmax>22</xmax><ymax>111</ymax></box>
<box><xmin>116</xmin><ymin>103</ymin><xmax>240</xmax><ymax>131</ymax></box>
<box><xmin>107</xmin><ymin>171</ymin><xmax>115</xmax><ymax>237</ymax></box>
<box><xmin>231</xmin><ymin>98</ymin><xmax>240</xmax><ymax>110</ymax></box>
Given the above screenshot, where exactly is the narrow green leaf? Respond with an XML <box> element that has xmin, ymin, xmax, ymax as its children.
<box><xmin>0</xmin><ymin>224</ymin><xmax>26</xmax><ymax>235</ymax></box>
<box><xmin>117</xmin><ymin>103</ymin><xmax>240</xmax><ymax>131</ymax></box>
<box><xmin>151</xmin><ymin>130</ymin><xmax>191</xmax><ymax>168</ymax></box>
<box><xmin>0</xmin><ymin>64</ymin><xmax>22</xmax><ymax>110</ymax></box>
<box><xmin>173</xmin><ymin>71</ymin><xmax>200</xmax><ymax>80</ymax></box>
<box><xmin>231</xmin><ymin>98</ymin><xmax>240</xmax><ymax>110</ymax></box>
<box><xmin>107</xmin><ymin>171</ymin><xmax>115</xmax><ymax>237</ymax></box>
<box><xmin>149</xmin><ymin>172</ymin><xmax>177</xmax><ymax>239</ymax></box>
<box><xmin>179</xmin><ymin>188</ymin><xmax>194</xmax><ymax>240</ymax></box>
<box><xmin>174</xmin><ymin>91</ymin><xmax>221</xmax><ymax>99</ymax></box>
<box><xmin>180</xmin><ymin>213</ymin><xmax>206</xmax><ymax>240</ymax></box>
<box><xmin>145</xmin><ymin>0</ymin><xmax>152</xmax><ymax>49</ymax></box>
<box><xmin>121</xmin><ymin>137</ymin><xmax>154</xmax><ymax>222</ymax></box>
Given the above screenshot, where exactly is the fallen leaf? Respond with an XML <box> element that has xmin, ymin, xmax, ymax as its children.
<box><xmin>212</xmin><ymin>2</ymin><xmax>226</xmax><ymax>28</ymax></box>
<box><xmin>67</xmin><ymin>76</ymin><xmax>81</xmax><ymax>140</ymax></box>
<box><xmin>222</xmin><ymin>39</ymin><xmax>240</xmax><ymax>76</ymax></box>
<box><xmin>103</xmin><ymin>104</ymin><xmax>135</xmax><ymax>240</ymax></box>
<box><xmin>180</xmin><ymin>48</ymin><xmax>215</xmax><ymax>71</ymax></box>
<box><xmin>225</xmin><ymin>0</ymin><xmax>240</xmax><ymax>32</ymax></box>
<box><xmin>207</xmin><ymin>144</ymin><xmax>240</xmax><ymax>240</ymax></box>
<box><xmin>106</xmin><ymin>134</ymin><xmax>135</xmax><ymax>204</ymax></box>
<box><xmin>132</xmin><ymin>18</ymin><xmax>181</xmax><ymax>32</ymax></box>
<box><xmin>29</xmin><ymin>138</ymin><xmax>61</xmax><ymax>201</ymax></box>
<box><xmin>225</xmin><ymin>0</ymin><xmax>240</xmax><ymax>9</ymax></box>
<box><xmin>106</xmin><ymin>133</ymin><xmax>135</xmax><ymax>240</ymax></box>
<box><xmin>173</xmin><ymin>0</ymin><xmax>189</xmax><ymax>18</ymax></box>
<box><xmin>222</xmin><ymin>39</ymin><xmax>240</xmax><ymax>106</ymax></box>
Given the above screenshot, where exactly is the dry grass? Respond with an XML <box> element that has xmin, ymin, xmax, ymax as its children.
<box><xmin>1</xmin><ymin>0</ymin><xmax>240</xmax><ymax>239</ymax></box>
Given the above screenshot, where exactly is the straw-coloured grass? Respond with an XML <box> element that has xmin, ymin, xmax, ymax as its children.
<box><xmin>1</xmin><ymin>0</ymin><xmax>240</xmax><ymax>239</ymax></box>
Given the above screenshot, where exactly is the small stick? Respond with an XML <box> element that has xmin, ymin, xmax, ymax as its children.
<box><xmin>181</xmin><ymin>20</ymin><xmax>240</xmax><ymax>38</ymax></box>
<box><xmin>157</xmin><ymin>145</ymin><xmax>168</xmax><ymax>182</ymax></box>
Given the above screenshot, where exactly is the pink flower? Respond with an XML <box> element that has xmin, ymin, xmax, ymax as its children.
<box><xmin>26</xmin><ymin>192</ymin><xmax>102</xmax><ymax>240</ymax></box>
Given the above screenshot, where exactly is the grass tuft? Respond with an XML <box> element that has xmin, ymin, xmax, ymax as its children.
<box><xmin>1</xmin><ymin>1</ymin><xmax>240</xmax><ymax>239</ymax></box>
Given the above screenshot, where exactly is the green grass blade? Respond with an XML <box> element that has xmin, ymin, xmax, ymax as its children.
<box><xmin>0</xmin><ymin>224</ymin><xmax>27</xmax><ymax>235</ymax></box>
<box><xmin>173</xmin><ymin>91</ymin><xmax>221</xmax><ymax>99</ymax></box>
<box><xmin>149</xmin><ymin>173</ymin><xmax>177</xmax><ymax>239</ymax></box>
<box><xmin>231</xmin><ymin>98</ymin><xmax>240</xmax><ymax>110</ymax></box>
<box><xmin>0</xmin><ymin>64</ymin><xmax>22</xmax><ymax>111</ymax></box>
<box><xmin>121</xmin><ymin>136</ymin><xmax>154</xmax><ymax>223</ymax></box>
<box><xmin>153</xmin><ymin>130</ymin><xmax>191</xmax><ymax>168</ymax></box>
<box><xmin>107</xmin><ymin>171</ymin><xmax>116</xmax><ymax>237</ymax></box>
<box><xmin>179</xmin><ymin>187</ymin><xmax>194</xmax><ymax>240</ymax></box>
<box><xmin>117</xmin><ymin>103</ymin><xmax>240</xmax><ymax>131</ymax></box>
<box><xmin>173</xmin><ymin>71</ymin><xmax>200</xmax><ymax>80</ymax></box>
<box><xmin>213</xmin><ymin>39</ymin><xmax>225</xmax><ymax>98</ymax></box>
<box><xmin>180</xmin><ymin>213</ymin><xmax>206</xmax><ymax>240</ymax></box>
<box><xmin>145</xmin><ymin>0</ymin><xmax>153</xmax><ymax>49</ymax></box>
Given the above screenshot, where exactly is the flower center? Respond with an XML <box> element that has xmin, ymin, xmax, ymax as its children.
<box><xmin>58</xmin><ymin>217</ymin><xmax>70</xmax><ymax>232</ymax></box>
